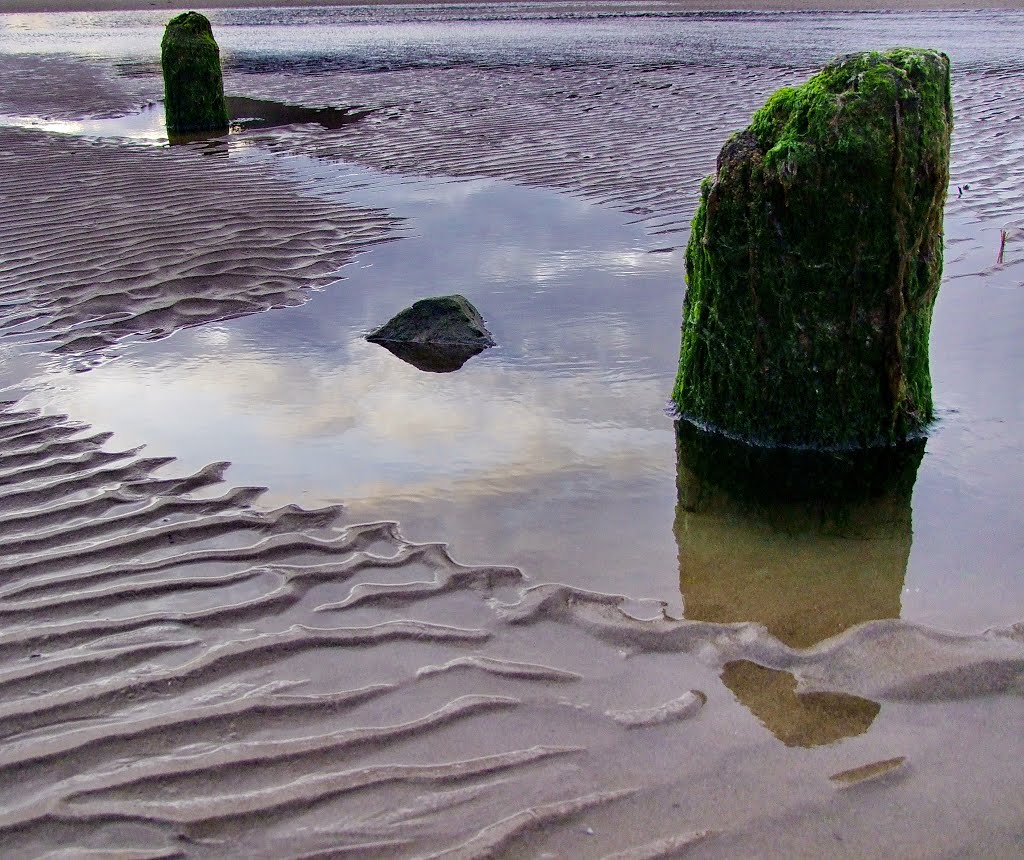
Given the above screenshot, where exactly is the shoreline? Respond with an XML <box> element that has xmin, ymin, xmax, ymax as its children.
<box><xmin>6</xmin><ymin>0</ymin><xmax>1024</xmax><ymax>14</ymax></box>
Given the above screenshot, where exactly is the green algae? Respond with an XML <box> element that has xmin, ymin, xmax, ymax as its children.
<box><xmin>674</xmin><ymin>49</ymin><xmax>952</xmax><ymax>448</ymax></box>
<box><xmin>161</xmin><ymin>12</ymin><xmax>229</xmax><ymax>135</ymax></box>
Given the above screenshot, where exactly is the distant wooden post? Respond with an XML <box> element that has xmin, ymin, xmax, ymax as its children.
<box><xmin>161</xmin><ymin>11</ymin><xmax>229</xmax><ymax>135</ymax></box>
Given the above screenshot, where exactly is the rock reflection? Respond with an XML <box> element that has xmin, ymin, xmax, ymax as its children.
<box><xmin>674</xmin><ymin>421</ymin><xmax>925</xmax><ymax>745</ymax></box>
<box><xmin>167</xmin><ymin>97</ymin><xmax>370</xmax><ymax>146</ymax></box>
<box><xmin>166</xmin><ymin>127</ymin><xmax>230</xmax><ymax>149</ymax></box>
<box><xmin>721</xmin><ymin>661</ymin><xmax>881</xmax><ymax>748</ymax></box>
<box><xmin>369</xmin><ymin>340</ymin><xmax>487</xmax><ymax>373</ymax></box>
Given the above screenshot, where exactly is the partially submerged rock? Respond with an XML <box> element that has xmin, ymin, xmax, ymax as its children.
<box><xmin>161</xmin><ymin>11</ymin><xmax>230</xmax><ymax>135</ymax></box>
<box><xmin>674</xmin><ymin>49</ymin><xmax>952</xmax><ymax>447</ymax></box>
<box><xmin>367</xmin><ymin>295</ymin><xmax>495</xmax><ymax>373</ymax></box>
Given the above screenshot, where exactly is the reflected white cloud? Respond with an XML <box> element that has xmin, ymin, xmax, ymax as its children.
<box><xmin>0</xmin><ymin>108</ymin><xmax>166</xmax><ymax>143</ymax></box>
<box><xmin>18</xmin><ymin>158</ymin><xmax>684</xmax><ymax>525</ymax></box>
<box><xmin>37</xmin><ymin>331</ymin><xmax>670</xmax><ymax>505</ymax></box>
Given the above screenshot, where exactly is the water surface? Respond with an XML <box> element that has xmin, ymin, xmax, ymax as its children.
<box><xmin>4</xmin><ymin>5</ymin><xmax>1024</xmax><ymax>74</ymax></box>
<box><xmin>15</xmin><ymin>147</ymin><xmax>1024</xmax><ymax>637</ymax></box>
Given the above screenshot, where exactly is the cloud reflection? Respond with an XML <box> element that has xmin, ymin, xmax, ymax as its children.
<box><xmin>26</xmin><ymin>169</ymin><xmax>663</xmax><ymax>481</ymax></box>
<box><xmin>20</xmin><ymin>162</ymin><xmax>687</xmax><ymax>605</ymax></box>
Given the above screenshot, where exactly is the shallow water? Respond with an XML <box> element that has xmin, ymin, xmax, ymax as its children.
<box><xmin>4</xmin><ymin>5</ymin><xmax>1024</xmax><ymax>74</ymax></box>
<box><xmin>8</xmin><ymin>138</ymin><xmax>1022</xmax><ymax>637</ymax></box>
<box><xmin>19</xmin><ymin>154</ymin><xmax>688</xmax><ymax>614</ymax></box>
<box><xmin>0</xmin><ymin>97</ymin><xmax>368</xmax><ymax>142</ymax></box>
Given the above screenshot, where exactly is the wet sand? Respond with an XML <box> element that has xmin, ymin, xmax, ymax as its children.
<box><xmin>2</xmin><ymin>7</ymin><xmax>1024</xmax><ymax>858</ymax></box>
<box><xmin>0</xmin><ymin>394</ymin><xmax>1021</xmax><ymax>857</ymax></box>
<box><xmin>8</xmin><ymin>0</ymin><xmax>1024</xmax><ymax>12</ymax></box>
<box><xmin>0</xmin><ymin>129</ymin><xmax>397</xmax><ymax>360</ymax></box>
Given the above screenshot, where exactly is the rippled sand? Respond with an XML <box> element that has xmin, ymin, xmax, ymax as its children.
<box><xmin>0</xmin><ymin>126</ymin><xmax>397</xmax><ymax>358</ymax></box>
<box><xmin>2</xmin><ymin>9</ymin><xmax>1024</xmax><ymax>858</ymax></box>
<box><xmin>7</xmin><ymin>0</ymin><xmax>1024</xmax><ymax>11</ymax></box>
<box><xmin>0</xmin><ymin>398</ymin><xmax>1022</xmax><ymax>857</ymax></box>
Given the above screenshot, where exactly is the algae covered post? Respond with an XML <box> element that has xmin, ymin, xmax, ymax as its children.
<box><xmin>674</xmin><ymin>49</ymin><xmax>952</xmax><ymax>448</ymax></box>
<box><xmin>161</xmin><ymin>11</ymin><xmax>230</xmax><ymax>135</ymax></box>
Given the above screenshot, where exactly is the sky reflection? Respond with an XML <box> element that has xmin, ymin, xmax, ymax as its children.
<box><xmin>13</xmin><ymin>152</ymin><xmax>1024</xmax><ymax>632</ymax></box>
<box><xmin>27</xmin><ymin>163</ymin><xmax>688</xmax><ymax>607</ymax></box>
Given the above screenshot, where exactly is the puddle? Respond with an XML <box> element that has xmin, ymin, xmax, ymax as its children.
<box><xmin>10</xmin><ymin>148</ymin><xmax>1022</xmax><ymax>638</ymax></box>
<box><xmin>0</xmin><ymin>96</ymin><xmax>370</xmax><ymax>145</ymax></box>
<box><xmin>0</xmin><ymin>103</ymin><xmax>169</xmax><ymax>143</ymax></box>
<box><xmin>20</xmin><ymin>155</ymin><xmax>689</xmax><ymax>612</ymax></box>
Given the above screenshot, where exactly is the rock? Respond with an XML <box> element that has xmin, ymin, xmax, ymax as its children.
<box><xmin>161</xmin><ymin>12</ymin><xmax>230</xmax><ymax>135</ymax></box>
<box><xmin>367</xmin><ymin>295</ymin><xmax>495</xmax><ymax>373</ymax></box>
<box><xmin>673</xmin><ymin>49</ymin><xmax>952</xmax><ymax>447</ymax></box>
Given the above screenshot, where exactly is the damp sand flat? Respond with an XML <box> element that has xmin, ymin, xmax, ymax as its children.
<box><xmin>0</xmin><ymin>6</ymin><xmax>1024</xmax><ymax>858</ymax></box>
<box><xmin>6</xmin><ymin>0</ymin><xmax>1024</xmax><ymax>11</ymax></box>
<box><xmin>4</xmin><ymin>0</ymin><xmax>1024</xmax><ymax>13</ymax></box>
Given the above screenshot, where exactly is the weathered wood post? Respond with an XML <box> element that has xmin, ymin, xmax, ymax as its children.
<box><xmin>161</xmin><ymin>11</ymin><xmax>229</xmax><ymax>135</ymax></box>
<box><xmin>674</xmin><ymin>49</ymin><xmax>952</xmax><ymax>448</ymax></box>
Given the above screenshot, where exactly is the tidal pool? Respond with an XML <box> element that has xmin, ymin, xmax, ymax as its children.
<box><xmin>13</xmin><ymin>144</ymin><xmax>1024</xmax><ymax>639</ymax></box>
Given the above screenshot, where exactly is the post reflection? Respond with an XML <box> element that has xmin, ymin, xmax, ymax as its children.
<box><xmin>674</xmin><ymin>421</ymin><xmax>925</xmax><ymax>746</ymax></box>
<box><xmin>167</xmin><ymin>97</ymin><xmax>369</xmax><ymax>147</ymax></box>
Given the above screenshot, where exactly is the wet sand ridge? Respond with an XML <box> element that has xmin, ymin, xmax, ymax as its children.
<box><xmin>0</xmin><ymin>400</ymin><xmax>1021</xmax><ymax>857</ymax></box>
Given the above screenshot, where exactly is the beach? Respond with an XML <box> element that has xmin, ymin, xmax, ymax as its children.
<box><xmin>7</xmin><ymin>0</ymin><xmax>1024</xmax><ymax>12</ymax></box>
<box><xmin>1</xmin><ymin>5</ymin><xmax>1024</xmax><ymax>857</ymax></box>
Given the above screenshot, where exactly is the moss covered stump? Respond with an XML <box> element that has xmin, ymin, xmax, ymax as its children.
<box><xmin>674</xmin><ymin>49</ymin><xmax>952</xmax><ymax>447</ymax></box>
<box><xmin>161</xmin><ymin>11</ymin><xmax>229</xmax><ymax>135</ymax></box>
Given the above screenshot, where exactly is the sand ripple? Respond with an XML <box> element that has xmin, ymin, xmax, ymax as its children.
<box><xmin>0</xmin><ymin>127</ymin><xmax>398</xmax><ymax>360</ymax></box>
<box><xmin>4</xmin><ymin>53</ymin><xmax>1020</xmax><ymax>370</ymax></box>
<box><xmin>247</xmin><ymin>62</ymin><xmax>792</xmax><ymax>239</ymax></box>
<box><xmin>0</xmin><ymin>400</ymin><xmax>1017</xmax><ymax>855</ymax></box>
<box><xmin>1</xmin><ymin>36</ymin><xmax>1024</xmax><ymax>858</ymax></box>
<box><xmin>237</xmin><ymin>59</ymin><xmax>1024</xmax><ymax>238</ymax></box>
